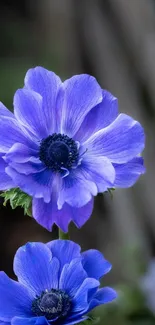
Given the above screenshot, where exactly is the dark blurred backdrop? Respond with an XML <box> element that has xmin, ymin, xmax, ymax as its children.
<box><xmin>0</xmin><ymin>0</ymin><xmax>154</xmax><ymax>323</ymax></box>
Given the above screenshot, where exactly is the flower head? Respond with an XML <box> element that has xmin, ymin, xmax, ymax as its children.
<box><xmin>0</xmin><ymin>67</ymin><xmax>145</xmax><ymax>231</ymax></box>
<box><xmin>0</xmin><ymin>240</ymin><xmax>117</xmax><ymax>325</ymax></box>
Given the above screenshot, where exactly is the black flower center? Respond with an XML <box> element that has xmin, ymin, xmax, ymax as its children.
<box><xmin>32</xmin><ymin>289</ymin><xmax>71</xmax><ymax>320</ymax></box>
<box><xmin>39</xmin><ymin>133</ymin><xmax>79</xmax><ymax>173</ymax></box>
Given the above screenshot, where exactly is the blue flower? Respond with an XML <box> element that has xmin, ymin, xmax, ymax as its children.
<box><xmin>0</xmin><ymin>240</ymin><xmax>117</xmax><ymax>325</ymax></box>
<box><xmin>0</xmin><ymin>67</ymin><xmax>145</xmax><ymax>231</ymax></box>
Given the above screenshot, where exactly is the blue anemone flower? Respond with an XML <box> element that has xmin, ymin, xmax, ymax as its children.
<box><xmin>0</xmin><ymin>67</ymin><xmax>145</xmax><ymax>231</ymax></box>
<box><xmin>0</xmin><ymin>240</ymin><xmax>117</xmax><ymax>325</ymax></box>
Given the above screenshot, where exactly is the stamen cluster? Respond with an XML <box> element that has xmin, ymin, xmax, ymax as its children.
<box><xmin>39</xmin><ymin>133</ymin><xmax>79</xmax><ymax>173</ymax></box>
<box><xmin>31</xmin><ymin>289</ymin><xmax>71</xmax><ymax>320</ymax></box>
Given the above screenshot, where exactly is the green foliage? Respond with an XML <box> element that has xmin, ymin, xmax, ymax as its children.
<box><xmin>0</xmin><ymin>188</ymin><xmax>32</xmax><ymax>216</ymax></box>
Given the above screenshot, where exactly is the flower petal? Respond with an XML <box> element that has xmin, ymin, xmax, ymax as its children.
<box><xmin>0</xmin><ymin>117</ymin><xmax>37</xmax><ymax>153</ymax></box>
<box><xmin>72</xmin><ymin>278</ymin><xmax>99</xmax><ymax>312</ymax></box>
<box><xmin>32</xmin><ymin>198</ymin><xmax>71</xmax><ymax>232</ymax></box>
<box><xmin>24</xmin><ymin>67</ymin><xmax>62</xmax><ymax>133</ymax></box>
<box><xmin>5</xmin><ymin>147</ymin><xmax>45</xmax><ymax>175</ymax></box>
<box><xmin>14</xmin><ymin>89</ymin><xmax>48</xmax><ymax>139</ymax></box>
<box><xmin>5</xmin><ymin>143</ymin><xmax>38</xmax><ymax>163</ymax></box>
<box><xmin>0</xmin><ymin>272</ymin><xmax>33</xmax><ymax>321</ymax></box>
<box><xmin>0</xmin><ymin>172</ymin><xmax>14</xmax><ymax>190</ymax></box>
<box><xmin>13</xmin><ymin>242</ymin><xmax>59</xmax><ymax>296</ymax></box>
<box><xmin>81</xmin><ymin>155</ymin><xmax>115</xmax><ymax>192</ymax></box>
<box><xmin>7</xmin><ymin>161</ymin><xmax>45</xmax><ymax>175</ymax></box>
<box><xmin>5</xmin><ymin>167</ymin><xmax>53</xmax><ymax>203</ymax></box>
<box><xmin>88</xmin><ymin>287</ymin><xmax>117</xmax><ymax>312</ymax></box>
<box><xmin>0</xmin><ymin>155</ymin><xmax>6</xmax><ymax>172</ymax></box>
<box><xmin>12</xmin><ymin>316</ymin><xmax>48</xmax><ymax>325</ymax></box>
<box><xmin>47</xmin><ymin>240</ymin><xmax>81</xmax><ymax>274</ymax></box>
<box><xmin>0</xmin><ymin>102</ymin><xmax>14</xmax><ymax>119</ymax></box>
<box><xmin>32</xmin><ymin>198</ymin><xmax>94</xmax><ymax>232</ymax></box>
<box><xmin>0</xmin><ymin>156</ymin><xmax>14</xmax><ymax>190</ymax></box>
<box><xmin>59</xmin><ymin>259</ymin><xmax>87</xmax><ymax>297</ymax></box>
<box><xmin>69</xmin><ymin>199</ymin><xmax>94</xmax><ymax>228</ymax></box>
<box><xmin>74</xmin><ymin>90</ymin><xmax>118</xmax><ymax>143</ymax></box>
<box><xmin>82</xmin><ymin>114</ymin><xmax>145</xmax><ymax>163</ymax></box>
<box><xmin>58</xmin><ymin>172</ymin><xmax>97</xmax><ymax>209</ymax></box>
<box><xmin>113</xmin><ymin>157</ymin><xmax>145</xmax><ymax>187</ymax></box>
<box><xmin>3</xmin><ymin>143</ymin><xmax>43</xmax><ymax>175</ymax></box>
<box><xmin>82</xmin><ymin>250</ymin><xmax>112</xmax><ymax>279</ymax></box>
<box><xmin>61</xmin><ymin>74</ymin><xmax>103</xmax><ymax>137</ymax></box>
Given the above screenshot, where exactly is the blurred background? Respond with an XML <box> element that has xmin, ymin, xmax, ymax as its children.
<box><xmin>0</xmin><ymin>0</ymin><xmax>154</xmax><ymax>324</ymax></box>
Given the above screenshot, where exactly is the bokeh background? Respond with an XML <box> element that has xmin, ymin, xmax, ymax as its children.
<box><xmin>0</xmin><ymin>0</ymin><xmax>154</xmax><ymax>324</ymax></box>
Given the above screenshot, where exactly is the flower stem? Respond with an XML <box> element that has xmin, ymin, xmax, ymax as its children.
<box><xmin>58</xmin><ymin>228</ymin><xmax>69</xmax><ymax>240</ymax></box>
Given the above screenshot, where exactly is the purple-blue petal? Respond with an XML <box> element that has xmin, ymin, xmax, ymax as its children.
<box><xmin>32</xmin><ymin>197</ymin><xmax>71</xmax><ymax>232</ymax></box>
<box><xmin>82</xmin><ymin>114</ymin><xmax>145</xmax><ymax>163</ymax></box>
<box><xmin>47</xmin><ymin>240</ymin><xmax>81</xmax><ymax>273</ymax></box>
<box><xmin>61</xmin><ymin>74</ymin><xmax>103</xmax><ymax>137</ymax></box>
<box><xmin>24</xmin><ymin>67</ymin><xmax>62</xmax><ymax>133</ymax></box>
<box><xmin>0</xmin><ymin>117</ymin><xmax>37</xmax><ymax>153</ymax></box>
<box><xmin>72</xmin><ymin>278</ymin><xmax>99</xmax><ymax>312</ymax></box>
<box><xmin>81</xmin><ymin>155</ymin><xmax>115</xmax><ymax>192</ymax></box>
<box><xmin>4</xmin><ymin>143</ymin><xmax>44</xmax><ymax>175</ymax></box>
<box><xmin>0</xmin><ymin>172</ymin><xmax>14</xmax><ymax>190</ymax></box>
<box><xmin>5</xmin><ymin>167</ymin><xmax>53</xmax><ymax>203</ymax></box>
<box><xmin>32</xmin><ymin>197</ymin><xmax>94</xmax><ymax>232</ymax></box>
<box><xmin>59</xmin><ymin>259</ymin><xmax>87</xmax><ymax>298</ymax></box>
<box><xmin>0</xmin><ymin>272</ymin><xmax>33</xmax><ymax>321</ymax></box>
<box><xmin>0</xmin><ymin>102</ymin><xmax>14</xmax><ymax>119</ymax></box>
<box><xmin>12</xmin><ymin>317</ymin><xmax>48</xmax><ymax>325</ymax></box>
<box><xmin>0</xmin><ymin>156</ymin><xmax>14</xmax><ymax>190</ymax></box>
<box><xmin>14</xmin><ymin>89</ymin><xmax>48</xmax><ymax>139</ymax></box>
<box><xmin>69</xmin><ymin>198</ymin><xmax>94</xmax><ymax>228</ymax></box>
<box><xmin>74</xmin><ymin>89</ymin><xmax>118</xmax><ymax>143</ymax></box>
<box><xmin>113</xmin><ymin>156</ymin><xmax>145</xmax><ymax>187</ymax></box>
<box><xmin>58</xmin><ymin>171</ymin><xmax>97</xmax><ymax>209</ymax></box>
<box><xmin>5</xmin><ymin>143</ymin><xmax>38</xmax><ymax>163</ymax></box>
<box><xmin>88</xmin><ymin>287</ymin><xmax>117</xmax><ymax>312</ymax></box>
<box><xmin>13</xmin><ymin>242</ymin><xmax>59</xmax><ymax>296</ymax></box>
<box><xmin>82</xmin><ymin>250</ymin><xmax>112</xmax><ymax>280</ymax></box>
<box><xmin>7</xmin><ymin>161</ymin><xmax>45</xmax><ymax>175</ymax></box>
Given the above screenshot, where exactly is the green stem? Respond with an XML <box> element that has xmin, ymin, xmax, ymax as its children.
<box><xmin>59</xmin><ymin>228</ymin><xmax>69</xmax><ymax>240</ymax></box>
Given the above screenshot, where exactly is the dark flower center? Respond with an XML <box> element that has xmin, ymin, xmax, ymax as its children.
<box><xmin>39</xmin><ymin>133</ymin><xmax>79</xmax><ymax>173</ymax></box>
<box><xmin>31</xmin><ymin>289</ymin><xmax>71</xmax><ymax>320</ymax></box>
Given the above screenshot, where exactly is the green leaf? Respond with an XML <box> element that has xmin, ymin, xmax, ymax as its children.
<box><xmin>0</xmin><ymin>188</ymin><xmax>32</xmax><ymax>216</ymax></box>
